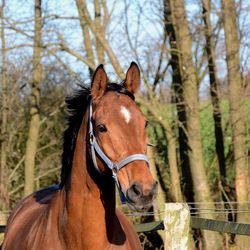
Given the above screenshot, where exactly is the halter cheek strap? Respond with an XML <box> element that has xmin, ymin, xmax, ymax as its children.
<box><xmin>88</xmin><ymin>102</ymin><xmax>150</xmax><ymax>203</ymax></box>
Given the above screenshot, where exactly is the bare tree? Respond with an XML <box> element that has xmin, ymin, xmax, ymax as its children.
<box><xmin>169</xmin><ymin>0</ymin><xmax>223</xmax><ymax>248</ymax></box>
<box><xmin>163</xmin><ymin>0</ymin><xmax>194</xmax><ymax>204</ymax></box>
<box><xmin>75</xmin><ymin>0</ymin><xmax>124</xmax><ymax>78</ymax></box>
<box><xmin>221</xmin><ymin>0</ymin><xmax>250</xmax><ymax>248</ymax></box>
<box><xmin>24</xmin><ymin>0</ymin><xmax>42</xmax><ymax>196</ymax></box>
<box><xmin>202</xmin><ymin>0</ymin><xmax>226</xmax><ymax>182</ymax></box>
<box><xmin>94</xmin><ymin>0</ymin><xmax>104</xmax><ymax>65</ymax></box>
<box><xmin>75</xmin><ymin>0</ymin><xmax>95</xmax><ymax>76</ymax></box>
<box><xmin>0</xmin><ymin>0</ymin><xmax>8</xmax><ymax>210</ymax></box>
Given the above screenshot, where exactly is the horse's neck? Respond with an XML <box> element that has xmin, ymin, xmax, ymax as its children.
<box><xmin>62</xmin><ymin>119</ymin><xmax>117</xmax><ymax>246</ymax></box>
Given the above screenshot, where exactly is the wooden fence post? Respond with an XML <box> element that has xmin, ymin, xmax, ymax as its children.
<box><xmin>164</xmin><ymin>203</ymin><xmax>190</xmax><ymax>250</ymax></box>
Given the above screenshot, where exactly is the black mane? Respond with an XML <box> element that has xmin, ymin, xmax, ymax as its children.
<box><xmin>60</xmin><ymin>83</ymin><xmax>134</xmax><ymax>187</ymax></box>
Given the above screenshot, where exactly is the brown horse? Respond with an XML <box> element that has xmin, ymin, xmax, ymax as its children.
<box><xmin>1</xmin><ymin>62</ymin><xmax>157</xmax><ymax>250</ymax></box>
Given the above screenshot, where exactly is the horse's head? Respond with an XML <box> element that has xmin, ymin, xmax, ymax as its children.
<box><xmin>89</xmin><ymin>62</ymin><xmax>157</xmax><ymax>211</ymax></box>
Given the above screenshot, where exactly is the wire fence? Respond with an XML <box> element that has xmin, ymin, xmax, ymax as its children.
<box><xmin>124</xmin><ymin>210</ymin><xmax>250</xmax><ymax>217</ymax></box>
<box><xmin>121</xmin><ymin>201</ymin><xmax>250</xmax><ymax>218</ymax></box>
<box><xmin>2</xmin><ymin>201</ymin><xmax>250</xmax><ymax>219</ymax></box>
<box><xmin>2</xmin><ymin>202</ymin><xmax>250</xmax><ymax>236</ymax></box>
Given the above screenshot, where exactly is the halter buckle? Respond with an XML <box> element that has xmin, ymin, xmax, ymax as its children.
<box><xmin>112</xmin><ymin>164</ymin><xmax>118</xmax><ymax>177</ymax></box>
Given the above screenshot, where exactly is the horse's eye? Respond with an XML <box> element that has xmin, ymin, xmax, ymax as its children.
<box><xmin>97</xmin><ymin>124</ymin><xmax>107</xmax><ymax>133</ymax></box>
<box><xmin>145</xmin><ymin>120</ymin><xmax>149</xmax><ymax>128</ymax></box>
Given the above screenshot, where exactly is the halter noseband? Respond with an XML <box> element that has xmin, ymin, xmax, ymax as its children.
<box><xmin>88</xmin><ymin>101</ymin><xmax>150</xmax><ymax>202</ymax></box>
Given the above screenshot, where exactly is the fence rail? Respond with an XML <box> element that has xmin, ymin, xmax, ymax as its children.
<box><xmin>0</xmin><ymin>226</ymin><xmax>5</xmax><ymax>233</ymax></box>
<box><xmin>191</xmin><ymin>217</ymin><xmax>250</xmax><ymax>236</ymax></box>
<box><xmin>135</xmin><ymin>221</ymin><xmax>164</xmax><ymax>233</ymax></box>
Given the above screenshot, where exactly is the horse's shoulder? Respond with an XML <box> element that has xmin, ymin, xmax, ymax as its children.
<box><xmin>3</xmin><ymin>186</ymin><xmax>60</xmax><ymax>249</ymax></box>
<box><xmin>8</xmin><ymin>185</ymin><xmax>60</xmax><ymax>223</ymax></box>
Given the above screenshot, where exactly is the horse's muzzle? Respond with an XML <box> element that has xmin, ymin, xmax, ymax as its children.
<box><xmin>125</xmin><ymin>181</ymin><xmax>158</xmax><ymax>211</ymax></box>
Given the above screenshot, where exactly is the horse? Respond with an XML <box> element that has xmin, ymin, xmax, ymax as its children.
<box><xmin>1</xmin><ymin>62</ymin><xmax>157</xmax><ymax>250</ymax></box>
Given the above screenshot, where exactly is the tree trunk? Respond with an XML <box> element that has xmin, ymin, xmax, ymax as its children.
<box><xmin>0</xmin><ymin>0</ymin><xmax>8</xmax><ymax>210</ymax></box>
<box><xmin>163</xmin><ymin>129</ymin><xmax>183</xmax><ymax>202</ymax></box>
<box><xmin>24</xmin><ymin>0</ymin><xmax>42</xmax><ymax>196</ymax></box>
<box><xmin>94</xmin><ymin>0</ymin><xmax>104</xmax><ymax>65</ymax></box>
<box><xmin>202</xmin><ymin>0</ymin><xmax>226</xmax><ymax>182</ymax></box>
<box><xmin>170</xmin><ymin>0</ymin><xmax>223</xmax><ymax>248</ymax></box>
<box><xmin>163</xmin><ymin>0</ymin><xmax>194</xmax><ymax>204</ymax></box>
<box><xmin>202</xmin><ymin>0</ymin><xmax>228</xmax><ymax>222</ymax></box>
<box><xmin>221</xmin><ymin>0</ymin><xmax>250</xmax><ymax>248</ymax></box>
<box><xmin>75</xmin><ymin>0</ymin><xmax>95</xmax><ymax>76</ymax></box>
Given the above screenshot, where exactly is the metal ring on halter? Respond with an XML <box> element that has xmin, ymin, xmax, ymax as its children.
<box><xmin>112</xmin><ymin>164</ymin><xmax>118</xmax><ymax>175</ymax></box>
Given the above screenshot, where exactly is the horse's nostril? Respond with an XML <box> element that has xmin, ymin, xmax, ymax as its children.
<box><xmin>126</xmin><ymin>181</ymin><xmax>157</xmax><ymax>204</ymax></box>
<box><xmin>131</xmin><ymin>184</ymin><xmax>142</xmax><ymax>197</ymax></box>
<box><xmin>127</xmin><ymin>183</ymin><xmax>143</xmax><ymax>202</ymax></box>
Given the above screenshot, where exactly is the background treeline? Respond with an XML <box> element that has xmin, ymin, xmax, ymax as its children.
<box><xmin>0</xmin><ymin>0</ymin><xmax>250</xmax><ymax>249</ymax></box>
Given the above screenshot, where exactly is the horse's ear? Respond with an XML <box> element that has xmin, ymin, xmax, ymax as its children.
<box><xmin>123</xmin><ymin>62</ymin><xmax>141</xmax><ymax>94</ymax></box>
<box><xmin>91</xmin><ymin>64</ymin><xmax>108</xmax><ymax>100</ymax></box>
